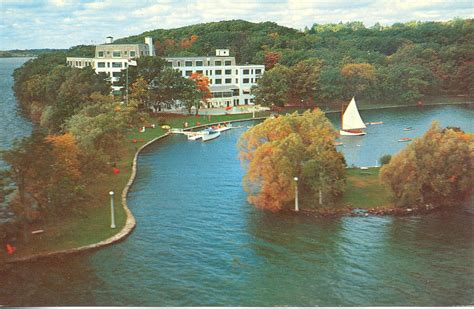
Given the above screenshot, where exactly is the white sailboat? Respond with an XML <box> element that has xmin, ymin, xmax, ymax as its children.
<box><xmin>340</xmin><ymin>97</ymin><xmax>366</xmax><ymax>136</ymax></box>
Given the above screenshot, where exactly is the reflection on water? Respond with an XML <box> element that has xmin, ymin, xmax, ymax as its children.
<box><xmin>0</xmin><ymin>103</ymin><xmax>473</xmax><ymax>306</ymax></box>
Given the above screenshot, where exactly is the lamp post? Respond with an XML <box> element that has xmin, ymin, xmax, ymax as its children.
<box><xmin>125</xmin><ymin>64</ymin><xmax>129</xmax><ymax>106</ymax></box>
<box><xmin>109</xmin><ymin>191</ymin><xmax>116</xmax><ymax>229</ymax></box>
<box><xmin>294</xmin><ymin>176</ymin><xmax>299</xmax><ymax>212</ymax></box>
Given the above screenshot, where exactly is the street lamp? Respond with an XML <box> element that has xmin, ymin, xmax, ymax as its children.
<box><xmin>294</xmin><ymin>176</ymin><xmax>299</xmax><ymax>212</ymax></box>
<box><xmin>109</xmin><ymin>191</ymin><xmax>116</xmax><ymax>229</ymax></box>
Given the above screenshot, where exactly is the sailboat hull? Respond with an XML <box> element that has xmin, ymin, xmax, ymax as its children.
<box><xmin>340</xmin><ymin>130</ymin><xmax>366</xmax><ymax>136</ymax></box>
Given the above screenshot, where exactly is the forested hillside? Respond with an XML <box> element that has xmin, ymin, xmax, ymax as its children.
<box><xmin>114</xmin><ymin>19</ymin><xmax>473</xmax><ymax>104</ymax></box>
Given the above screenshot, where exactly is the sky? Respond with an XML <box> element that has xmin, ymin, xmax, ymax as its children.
<box><xmin>0</xmin><ymin>0</ymin><xmax>473</xmax><ymax>50</ymax></box>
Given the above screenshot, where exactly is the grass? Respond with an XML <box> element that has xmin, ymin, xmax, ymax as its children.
<box><xmin>338</xmin><ymin>167</ymin><xmax>394</xmax><ymax>209</ymax></box>
<box><xmin>6</xmin><ymin>112</ymin><xmax>265</xmax><ymax>261</ymax></box>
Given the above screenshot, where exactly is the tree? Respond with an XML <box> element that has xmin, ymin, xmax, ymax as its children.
<box><xmin>288</xmin><ymin>59</ymin><xmax>323</xmax><ymax>106</ymax></box>
<box><xmin>252</xmin><ymin>64</ymin><xmax>290</xmax><ymax>107</ymax></box>
<box><xmin>148</xmin><ymin>67</ymin><xmax>187</xmax><ymax>111</ymax></box>
<box><xmin>129</xmin><ymin>76</ymin><xmax>149</xmax><ymax>110</ymax></box>
<box><xmin>340</xmin><ymin>63</ymin><xmax>376</xmax><ymax>98</ymax></box>
<box><xmin>238</xmin><ymin>109</ymin><xmax>346</xmax><ymax>211</ymax></box>
<box><xmin>44</xmin><ymin>133</ymin><xmax>84</xmax><ymax>212</ymax></box>
<box><xmin>263</xmin><ymin>51</ymin><xmax>281</xmax><ymax>70</ymax></box>
<box><xmin>189</xmin><ymin>72</ymin><xmax>212</xmax><ymax>114</ymax></box>
<box><xmin>380</xmin><ymin>122</ymin><xmax>473</xmax><ymax>208</ymax></box>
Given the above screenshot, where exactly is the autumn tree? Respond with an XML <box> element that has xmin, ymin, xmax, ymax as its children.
<box><xmin>189</xmin><ymin>72</ymin><xmax>212</xmax><ymax>114</ymax></box>
<box><xmin>263</xmin><ymin>51</ymin><xmax>281</xmax><ymax>70</ymax></box>
<box><xmin>380</xmin><ymin>122</ymin><xmax>474</xmax><ymax>208</ymax></box>
<box><xmin>238</xmin><ymin>109</ymin><xmax>346</xmax><ymax>211</ymax></box>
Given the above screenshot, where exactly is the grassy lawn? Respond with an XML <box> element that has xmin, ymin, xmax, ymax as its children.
<box><xmin>6</xmin><ymin>112</ymin><xmax>266</xmax><ymax>261</ymax></box>
<box><xmin>338</xmin><ymin>167</ymin><xmax>394</xmax><ymax>209</ymax></box>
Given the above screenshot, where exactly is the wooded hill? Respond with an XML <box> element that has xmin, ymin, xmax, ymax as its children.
<box><xmin>112</xmin><ymin>19</ymin><xmax>473</xmax><ymax>103</ymax></box>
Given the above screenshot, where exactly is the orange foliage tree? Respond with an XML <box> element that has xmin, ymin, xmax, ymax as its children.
<box><xmin>381</xmin><ymin>122</ymin><xmax>473</xmax><ymax>208</ymax></box>
<box><xmin>189</xmin><ymin>72</ymin><xmax>212</xmax><ymax>113</ymax></box>
<box><xmin>181</xmin><ymin>34</ymin><xmax>199</xmax><ymax>49</ymax></box>
<box><xmin>238</xmin><ymin>110</ymin><xmax>346</xmax><ymax>211</ymax></box>
<box><xmin>263</xmin><ymin>51</ymin><xmax>281</xmax><ymax>70</ymax></box>
<box><xmin>44</xmin><ymin>133</ymin><xmax>84</xmax><ymax>211</ymax></box>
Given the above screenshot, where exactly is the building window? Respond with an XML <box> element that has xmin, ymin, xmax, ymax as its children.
<box><xmin>225</xmin><ymin>60</ymin><xmax>232</xmax><ymax>66</ymax></box>
<box><xmin>124</xmin><ymin>51</ymin><xmax>128</xmax><ymax>56</ymax></box>
<box><xmin>196</xmin><ymin>60</ymin><xmax>203</xmax><ymax>66</ymax></box>
<box><xmin>185</xmin><ymin>61</ymin><xmax>193</xmax><ymax>66</ymax></box>
<box><xmin>215</xmin><ymin>60</ymin><xmax>222</xmax><ymax>66</ymax></box>
<box><xmin>196</xmin><ymin>70</ymin><xmax>203</xmax><ymax>74</ymax></box>
<box><xmin>107</xmin><ymin>62</ymin><xmax>110</xmax><ymax>67</ymax></box>
<box><xmin>256</xmin><ymin>69</ymin><xmax>262</xmax><ymax>74</ymax></box>
<box><xmin>185</xmin><ymin>70</ymin><xmax>192</xmax><ymax>77</ymax></box>
<box><xmin>112</xmin><ymin>62</ymin><xmax>122</xmax><ymax>68</ymax></box>
<box><xmin>177</xmin><ymin>61</ymin><xmax>181</xmax><ymax>67</ymax></box>
<box><xmin>215</xmin><ymin>69</ymin><xmax>222</xmax><ymax>75</ymax></box>
<box><xmin>97</xmin><ymin>62</ymin><xmax>106</xmax><ymax>68</ymax></box>
<box><xmin>112</xmin><ymin>72</ymin><xmax>121</xmax><ymax>77</ymax></box>
<box><xmin>225</xmin><ymin>69</ymin><xmax>231</xmax><ymax>75</ymax></box>
<box><xmin>112</xmin><ymin>51</ymin><xmax>121</xmax><ymax>57</ymax></box>
<box><xmin>98</xmin><ymin>51</ymin><xmax>104</xmax><ymax>57</ymax></box>
<box><xmin>243</xmin><ymin>69</ymin><xmax>249</xmax><ymax>74</ymax></box>
<box><xmin>130</xmin><ymin>51</ymin><xmax>136</xmax><ymax>57</ymax></box>
<box><xmin>243</xmin><ymin>89</ymin><xmax>251</xmax><ymax>94</ymax></box>
<box><xmin>208</xmin><ymin>70</ymin><xmax>212</xmax><ymax>75</ymax></box>
<box><xmin>225</xmin><ymin>78</ymin><xmax>231</xmax><ymax>84</ymax></box>
<box><xmin>215</xmin><ymin>79</ymin><xmax>222</xmax><ymax>84</ymax></box>
<box><xmin>166</xmin><ymin>61</ymin><xmax>173</xmax><ymax>67</ymax></box>
<box><xmin>235</xmin><ymin>78</ymin><xmax>238</xmax><ymax>83</ymax></box>
<box><xmin>243</xmin><ymin>78</ymin><xmax>249</xmax><ymax>83</ymax></box>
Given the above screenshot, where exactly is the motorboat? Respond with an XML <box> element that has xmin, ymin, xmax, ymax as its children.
<box><xmin>398</xmin><ymin>137</ymin><xmax>412</xmax><ymax>142</ymax></box>
<box><xmin>201</xmin><ymin>128</ymin><xmax>221</xmax><ymax>142</ymax></box>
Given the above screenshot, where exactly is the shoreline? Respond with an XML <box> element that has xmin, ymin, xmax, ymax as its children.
<box><xmin>4</xmin><ymin>103</ymin><xmax>472</xmax><ymax>263</ymax></box>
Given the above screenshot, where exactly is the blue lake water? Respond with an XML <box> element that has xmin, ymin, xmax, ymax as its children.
<box><xmin>0</xmin><ymin>57</ymin><xmax>473</xmax><ymax>306</ymax></box>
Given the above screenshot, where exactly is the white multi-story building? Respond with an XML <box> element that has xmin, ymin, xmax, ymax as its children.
<box><xmin>67</xmin><ymin>36</ymin><xmax>154</xmax><ymax>93</ymax></box>
<box><xmin>164</xmin><ymin>49</ymin><xmax>264</xmax><ymax>108</ymax></box>
<box><xmin>67</xmin><ymin>38</ymin><xmax>264</xmax><ymax>107</ymax></box>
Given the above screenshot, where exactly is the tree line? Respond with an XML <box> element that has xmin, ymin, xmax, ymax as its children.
<box><xmin>116</xmin><ymin>19</ymin><xmax>473</xmax><ymax>104</ymax></box>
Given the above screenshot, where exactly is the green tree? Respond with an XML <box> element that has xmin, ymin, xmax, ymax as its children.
<box><xmin>380</xmin><ymin>123</ymin><xmax>473</xmax><ymax>207</ymax></box>
<box><xmin>252</xmin><ymin>64</ymin><xmax>290</xmax><ymax>107</ymax></box>
<box><xmin>238</xmin><ymin>109</ymin><xmax>346</xmax><ymax>211</ymax></box>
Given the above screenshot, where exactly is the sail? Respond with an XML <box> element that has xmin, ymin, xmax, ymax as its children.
<box><xmin>342</xmin><ymin>97</ymin><xmax>366</xmax><ymax>130</ymax></box>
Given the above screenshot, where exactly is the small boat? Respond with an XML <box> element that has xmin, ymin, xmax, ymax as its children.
<box><xmin>403</xmin><ymin>127</ymin><xmax>413</xmax><ymax>131</ymax></box>
<box><xmin>186</xmin><ymin>132</ymin><xmax>202</xmax><ymax>140</ymax></box>
<box><xmin>214</xmin><ymin>124</ymin><xmax>232</xmax><ymax>133</ymax></box>
<box><xmin>247</xmin><ymin>125</ymin><xmax>254</xmax><ymax>129</ymax></box>
<box><xmin>202</xmin><ymin>128</ymin><xmax>221</xmax><ymax>142</ymax></box>
<box><xmin>398</xmin><ymin>137</ymin><xmax>412</xmax><ymax>142</ymax></box>
<box><xmin>340</xmin><ymin>97</ymin><xmax>366</xmax><ymax>136</ymax></box>
<box><xmin>367</xmin><ymin>121</ymin><xmax>384</xmax><ymax>125</ymax></box>
<box><xmin>333</xmin><ymin>141</ymin><xmax>343</xmax><ymax>146</ymax></box>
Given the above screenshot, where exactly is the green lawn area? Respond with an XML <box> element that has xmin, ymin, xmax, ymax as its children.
<box><xmin>338</xmin><ymin>167</ymin><xmax>394</xmax><ymax>209</ymax></box>
<box><xmin>6</xmin><ymin>112</ymin><xmax>266</xmax><ymax>261</ymax></box>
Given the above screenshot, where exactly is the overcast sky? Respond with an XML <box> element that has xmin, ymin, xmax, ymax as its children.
<box><xmin>0</xmin><ymin>0</ymin><xmax>472</xmax><ymax>50</ymax></box>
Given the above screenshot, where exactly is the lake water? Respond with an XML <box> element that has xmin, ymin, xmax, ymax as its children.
<box><xmin>0</xmin><ymin>58</ymin><xmax>33</xmax><ymax>167</ymax></box>
<box><xmin>0</xmin><ymin>58</ymin><xmax>33</xmax><ymax>223</ymax></box>
<box><xmin>0</xmin><ymin>57</ymin><xmax>473</xmax><ymax>306</ymax></box>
